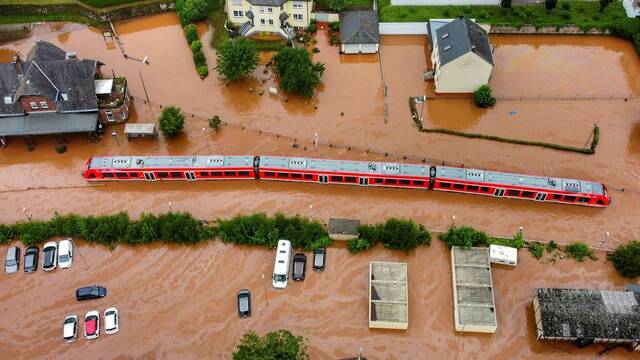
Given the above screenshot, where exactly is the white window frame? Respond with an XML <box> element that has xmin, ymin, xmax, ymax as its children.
<box><xmin>105</xmin><ymin>110</ymin><xmax>114</xmax><ymax>122</ymax></box>
<box><xmin>267</xmin><ymin>7</ymin><xmax>272</xmax><ymax>13</ymax></box>
<box><xmin>233</xmin><ymin>10</ymin><xmax>243</xmax><ymax>17</ymax></box>
<box><xmin>39</xmin><ymin>101</ymin><xmax>49</xmax><ymax>109</ymax></box>
<box><xmin>260</xmin><ymin>19</ymin><xmax>266</xmax><ymax>25</ymax></box>
<box><xmin>259</xmin><ymin>7</ymin><xmax>264</xmax><ymax>13</ymax></box>
<box><xmin>29</xmin><ymin>101</ymin><xmax>38</xmax><ymax>110</ymax></box>
<box><xmin>293</xmin><ymin>14</ymin><xmax>303</xmax><ymax>21</ymax></box>
<box><xmin>268</xmin><ymin>19</ymin><xmax>273</xmax><ymax>25</ymax></box>
<box><xmin>292</xmin><ymin>2</ymin><xmax>303</xmax><ymax>8</ymax></box>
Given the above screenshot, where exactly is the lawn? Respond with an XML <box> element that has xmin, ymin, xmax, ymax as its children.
<box><xmin>0</xmin><ymin>0</ymin><xmax>156</xmax><ymax>8</ymax></box>
<box><xmin>0</xmin><ymin>13</ymin><xmax>104</xmax><ymax>27</ymax></box>
<box><xmin>315</xmin><ymin>0</ymin><xmax>374</xmax><ymax>11</ymax></box>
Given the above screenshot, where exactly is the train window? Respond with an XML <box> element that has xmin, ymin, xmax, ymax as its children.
<box><xmin>345</xmin><ymin>176</ymin><xmax>357</xmax><ymax>183</ymax></box>
<box><xmin>453</xmin><ymin>183</ymin><xmax>465</xmax><ymax>190</ymax></box>
<box><xmin>304</xmin><ymin>174</ymin><xmax>313</xmax><ymax>180</ymax></box>
<box><xmin>199</xmin><ymin>171</ymin><xmax>209</xmax><ymax>177</ymax></box>
<box><xmin>291</xmin><ymin>173</ymin><xmax>302</xmax><ymax>179</ymax></box>
<box><xmin>130</xmin><ymin>172</ymin><xmax>140</xmax><ymax>178</ymax></box>
<box><xmin>212</xmin><ymin>171</ymin><xmax>223</xmax><ymax>177</ymax></box>
<box><xmin>157</xmin><ymin>172</ymin><xmax>169</xmax><ymax>178</ymax></box>
<box><xmin>225</xmin><ymin>171</ymin><xmax>236</xmax><ymax>177</ymax></box>
<box><xmin>552</xmin><ymin>194</ymin><xmax>563</xmax><ymax>200</ymax></box>
<box><xmin>480</xmin><ymin>187</ymin><xmax>490</xmax><ymax>192</ymax></box>
<box><xmin>238</xmin><ymin>171</ymin><xmax>250</xmax><ymax>176</ymax></box>
<box><xmin>507</xmin><ymin>189</ymin><xmax>520</xmax><ymax>197</ymax></box>
<box><xmin>413</xmin><ymin>180</ymin><xmax>424</xmax><ymax>186</ymax></box>
<box><xmin>116</xmin><ymin>173</ymin><xmax>128</xmax><ymax>178</ymax></box>
<box><xmin>171</xmin><ymin>172</ymin><xmax>182</xmax><ymax>178</ymax></box>
<box><xmin>563</xmin><ymin>195</ymin><xmax>577</xmax><ymax>202</ymax></box>
<box><xmin>277</xmin><ymin>172</ymin><xmax>289</xmax><ymax>178</ymax></box>
<box><xmin>578</xmin><ymin>197</ymin><xmax>590</xmax><ymax>203</ymax></box>
<box><xmin>522</xmin><ymin>191</ymin><xmax>535</xmax><ymax>198</ymax></box>
<box><xmin>439</xmin><ymin>182</ymin><xmax>451</xmax><ymax>188</ymax></box>
<box><xmin>103</xmin><ymin>172</ymin><xmax>114</xmax><ymax>178</ymax></box>
<box><xmin>399</xmin><ymin>179</ymin><xmax>410</xmax><ymax>185</ymax></box>
<box><xmin>264</xmin><ymin>172</ymin><xmax>275</xmax><ymax>177</ymax></box>
<box><xmin>373</xmin><ymin>178</ymin><xmax>383</xmax><ymax>184</ymax></box>
<box><xmin>467</xmin><ymin>185</ymin><xmax>479</xmax><ymax>191</ymax></box>
<box><xmin>331</xmin><ymin>176</ymin><xmax>343</xmax><ymax>182</ymax></box>
<box><xmin>384</xmin><ymin>179</ymin><xmax>397</xmax><ymax>185</ymax></box>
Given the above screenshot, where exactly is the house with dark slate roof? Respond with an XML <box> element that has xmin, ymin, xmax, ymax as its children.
<box><xmin>339</xmin><ymin>10</ymin><xmax>380</xmax><ymax>54</ymax></box>
<box><xmin>428</xmin><ymin>17</ymin><xmax>494</xmax><ymax>93</ymax></box>
<box><xmin>225</xmin><ymin>0</ymin><xmax>312</xmax><ymax>40</ymax></box>
<box><xmin>0</xmin><ymin>41</ymin><xmax>131</xmax><ymax>143</ymax></box>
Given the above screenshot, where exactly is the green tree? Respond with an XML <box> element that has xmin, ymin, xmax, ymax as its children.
<box><xmin>232</xmin><ymin>330</ymin><xmax>308</xmax><ymax>360</ymax></box>
<box><xmin>184</xmin><ymin>23</ymin><xmax>199</xmax><ymax>44</ymax></box>
<box><xmin>599</xmin><ymin>0</ymin><xmax>613</xmax><ymax>12</ymax></box>
<box><xmin>327</xmin><ymin>0</ymin><xmax>351</xmax><ymax>12</ymax></box>
<box><xmin>178</xmin><ymin>0</ymin><xmax>209</xmax><ymax>25</ymax></box>
<box><xmin>608</xmin><ymin>240</ymin><xmax>640</xmax><ymax>278</ymax></box>
<box><xmin>472</xmin><ymin>84</ymin><xmax>496</xmax><ymax>108</ymax></box>
<box><xmin>215</xmin><ymin>38</ymin><xmax>259</xmax><ymax>82</ymax></box>
<box><xmin>565</xmin><ymin>242</ymin><xmax>596</xmax><ymax>262</ymax></box>
<box><xmin>159</xmin><ymin>106</ymin><xmax>185</xmax><ymax>137</ymax></box>
<box><xmin>273</xmin><ymin>47</ymin><xmax>325</xmax><ymax>98</ymax></box>
<box><xmin>439</xmin><ymin>226</ymin><xmax>489</xmax><ymax>248</ymax></box>
<box><xmin>209</xmin><ymin>115</ymin><xmax>222</xmax><ymax>132</ymax></box>
<box><xmin>191</xmin><ymin>39</ymin><xmax>203</xmax><ymax>54</ymax></box>
<box><xmin>0</xmin><ymin>224</ymin><xmax>15</xmax><ymax>244</ymax></box>
<box><xmin>500</xmin><ymin>0</ymin><xmax>511</xmax><ymax>8</ymax></box>
<box><xmin>545</xmin><ymin>0</ymin><xmax>557</xmax><ymax>10</ymax></box>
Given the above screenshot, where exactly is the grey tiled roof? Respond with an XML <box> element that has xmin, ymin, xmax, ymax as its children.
<box><xmin>0</xmin><ymin>112</ymin><xmax>98</xmax><ymax>136</ymax></box>
<box><xmin>0</xmin><ymin>63</ymin><xmax>23</xmax><ymax>116</ymax></box>
<box><xmin>247</xmin><ymin>0</ymin><xmax>287</xmax><ymax>6</ymax></box>
<box><xmin>339</xmin><ymin>10</ymin><xmax>380</xmax><ymax>45</ymax></box>
<box><xmin>26</xmin><ymin>40</ymin><xmax>67</xmax><ymax>62</ymax></box>
<box><xmin>435</xmin><ymin>17</ymin><xmax>493</xmax><ymax>67</ymax></box>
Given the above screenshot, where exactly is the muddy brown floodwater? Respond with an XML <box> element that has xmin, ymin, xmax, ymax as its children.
<box><xmin>0</xmin><ymin>13</ymin><xmax>639</xmax><ymax>358</ymax></box>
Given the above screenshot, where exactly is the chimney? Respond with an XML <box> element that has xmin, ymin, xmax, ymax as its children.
<box><xmin>65</xmin><ymin>51</ymin><xmax>77</xmax><ymax>60</ymax></box>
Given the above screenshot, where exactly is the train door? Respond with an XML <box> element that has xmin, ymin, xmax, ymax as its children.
<box><xmin>359</xmin><ymin>178</ymin><xmax>369</xmax><ymax>186</ymax></box>
<box><xmin>185</xmin><ymin>172</ymin><xmax>196</xmax><ymax>181</ymax></box>
<box><xmin>318</xmin><ymin>175</ymin><xmax>328</xmax><ymax>184</ymax></box>
<box><xmin>493</xmin><ymin>188</ymin><xmax>505</xmax><ymax>197</ymax></box>
<box><xmin>535</xmin><ymin>193</ymin><xmax>547</xmax><ymax>201</ymax></box>
<box><xmin>144</xmin><ymin>172</ymin><xmax>156</xmax><ymax>181</ymax></box>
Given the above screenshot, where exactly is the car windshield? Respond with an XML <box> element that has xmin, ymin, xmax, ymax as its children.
<box><xmin>239</xmin><ymin>297</ymin><xmax>249</xmax><ymax>310</ymax></box>
<box><xmin>59</xmin><ymin>254</ymin><xmax>70</xmax><ymax>262</ymax></box>
<box><xmin>314</xmin><ymin>253</ymin><xmax>324</xmax><ymax>266</ymax></box>
<box><xmin>106</xmin><ymin>311</ymin><xmax>115</xmax><ymax>316</ymax></box>
<box><xmin>25</xmin><ymin>256</ymin><xmax>34</xmax><ymax>267</ymax></box>
<box><xmin>65</xmin><ymin>318</ymin><xmax>75</xmax><ymax>324</ymax></box>
<box><xmin>273</xmin><ymin>274</ymin><xmax>286</xmax><ymax>282</ymax></box>
<box><xmin>294</xmin><ymin>262</ymin><xmax>304</xmax><ymax>274</ymax></box>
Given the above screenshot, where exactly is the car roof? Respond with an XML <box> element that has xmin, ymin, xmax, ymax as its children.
<box><xmin>58</xmin><ymin>240</ymin><xmax>71</xmax><ymax>251</ymax></box>
<box><xmin>6</xmin><ymin>247</ymin><xmax>18</xmax><ymax>257</ymax></box>
<box><xmin>104</xmin><ymin>313</ymin><xmax>116</xmax><ymax>328</ymax></box>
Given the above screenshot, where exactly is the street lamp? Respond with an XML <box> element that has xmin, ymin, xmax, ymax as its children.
<box><xmin>168</xmin><ymin>201</ymin><xmax>173</xmax><ymax>213</ymax></box>
<box><xmin>600</xmin><ymin>231</ymin><xmax>610</xmax><ymax>249</ymax></box>
<box><xmin>22</xmin><ymin>207</ymin><xmax>32</xmax><ymax>221</ymax></box>
<box><xmin>452</xmin><ymin>215</ymin><xmax>456</xmax><ymax>227</ymax></box>
<box><xmin>519</xmin><ymin>226</ymin><xmax>524</xmax><ymax>238</ymax></box>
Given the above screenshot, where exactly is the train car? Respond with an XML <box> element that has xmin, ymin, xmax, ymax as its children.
<box><xmin>83</xmin><ymin>155</ymin><xmax>257</xmax><ymax>181</ymax></box>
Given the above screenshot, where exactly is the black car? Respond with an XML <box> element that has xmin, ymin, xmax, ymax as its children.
<box><xmin>313</xmin><ymin>248</ymin><xmax>326</xmax><ymax>272</ymax></box>
<box><xmin>24</xmin><ymin>246</ymin><xmax>39</xmax><ymax>273</ymax></box>
<box><xmin>292</xmin><ymin>253</ymin><xmax>307</xmax><ymax>281</ymax></box>
<box><xmin>237</xmin><ymin>289</ymin><xmax>251</xmax><ymax>318</ymax></box>
<box><xmin>76</xmin><ymin>286</ymin><xmax>107</xmax><ymax>301</ymax></box>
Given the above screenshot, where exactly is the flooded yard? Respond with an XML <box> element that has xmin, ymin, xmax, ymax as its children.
<box><xmin>0</xmin><ymin>12</ymin><xmax>640</xmax><ymax>358</ymax></box>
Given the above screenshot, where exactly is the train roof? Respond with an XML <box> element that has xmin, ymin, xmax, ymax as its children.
<box><xmin>88</xmin><ymin>155</ymin><xmax>254</xmax><ymax>169</ymax></box>
<box><xmin>260</xmin><ymin>156</ymin><xmax>430</xmax><ymax>177</ymax></box>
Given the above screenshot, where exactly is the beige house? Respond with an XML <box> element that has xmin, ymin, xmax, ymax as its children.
<box><xmin>427</xmin><ymin>17</ymin><xmax>494</xmax><ymax>93</ymax></box>
<box><xmin>225</xmin><ymin>0</ymin><xmax>313</xmax><ymax>40</ymax></box>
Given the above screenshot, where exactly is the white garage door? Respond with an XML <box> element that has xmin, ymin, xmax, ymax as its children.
<box><xmin>361</xmin><ymin>44</ymin><xmax>377</xmax><ymax>54</ymax></box>
<box><xmin>343</xmin><ymin>44</ymin><xmax>360</xmax><ymax>54</ymax></box>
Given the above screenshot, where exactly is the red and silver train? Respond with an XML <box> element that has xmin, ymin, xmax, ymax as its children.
<box><xmin>83</xmin><ymin>155</ymin><xmax>611</xmax><ymax>207</ymax></box>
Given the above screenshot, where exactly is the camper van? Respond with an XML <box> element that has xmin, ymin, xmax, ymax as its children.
<box><xmin>272</xmin><ymin>240</ymin><xmax>292</xmax><ymax>289</ymax></box>
<box><xmin>489</xmin><ymin>244</ymin><xmax>518</xmax><ymax>266</ymax></box>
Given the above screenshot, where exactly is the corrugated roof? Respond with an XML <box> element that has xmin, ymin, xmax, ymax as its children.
<box><xmin>435</xmin><ymin>17</ymin><xmax>493</xmax><ymax>67</ymax></box>
<box><xmin>340</xmin><ymin>10</ymin><xmax>380</xmax><ymax>45</ymax></box>
<box><xmin>0</xmin><ymin>112</ymin><xmax>97</xmax><ymax>136</ymax></box>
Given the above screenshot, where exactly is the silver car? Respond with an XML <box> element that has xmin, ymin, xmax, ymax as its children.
<box><xmin>5</xmin><ymin>246</ymin><xmax>20</xmax><ymax>274</ymax></box>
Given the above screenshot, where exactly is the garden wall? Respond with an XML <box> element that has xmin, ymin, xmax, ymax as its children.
<box><xmin>490</xmin><ymin>25</ymin><xmax>609</xmax><ymax>35</ymax></box>
<box><xmin>379</xmin><ymin>22</ymin><xmax>427</xmax><ymax>35</ymax></box>
<box><xmin>311</xmin><ymin>12</ymin><xmax>340</xmax><ymax>22</ymax></box>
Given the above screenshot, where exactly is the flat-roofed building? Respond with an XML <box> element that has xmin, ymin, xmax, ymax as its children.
<box><xmin>369</xmin><ymin>261</ymin><xmax>408</xmax><ymax>330</ymax></box>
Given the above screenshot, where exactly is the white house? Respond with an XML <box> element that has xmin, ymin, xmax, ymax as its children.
<box><xmin>225</xmin><ymin>0</ymin><xmax>313</xmax><ymax>40</ymax></box>
<box><xmin>427</xmin><ymin>17</ymin><xmax>494</xmax><ymax>93</ymax></box>
<box><xmin>339</xmin><ymin>10</ymin><xmax>380</xmax><ymax>54</ymax></box>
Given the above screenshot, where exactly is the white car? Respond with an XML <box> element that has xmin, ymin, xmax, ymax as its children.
<box><xmin>104</xmin><ymin>307</ymin><xmax>119</xmax><ymax>335</ymax></box>
<box><xmin>42</xmin><ymin>241</ymin><xmax>58</xmax><ymax>271</ymax></box>
<box><xmin>63</xmin><ymin>315</ymin><xmax>78</xmax><ymax>343</ymax></box>
<box><xmin>58</xmin><ymin>239</ymin><xmax>74</xmax><ymax>269</ymax></box>
<box><xmin>84</xmin><ymin>311</ymin><xmax>100</xmax><ymax>340</ymax></box>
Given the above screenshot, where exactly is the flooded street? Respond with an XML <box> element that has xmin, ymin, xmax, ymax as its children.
<box><xmin>0</xmin><ymin>13</ymin><xmax>640</xmax><ymax>358</ymax></box>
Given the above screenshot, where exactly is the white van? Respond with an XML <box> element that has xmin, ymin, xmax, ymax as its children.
<box><xmin>272</xmin><ymin>240</ymin><xmax>291</xmax><ymax>289</ymax></box>
<box><xmin>58</xmin><ymin>239</ymin><xmax>74</xmax><ymax>269</ymax></box>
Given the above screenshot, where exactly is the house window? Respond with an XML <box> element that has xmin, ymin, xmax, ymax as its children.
<box><xmin>259</xmin><ymin>7</ymin><xmax>264</xmax><ymax>13</ymax></box>
<box><xmin>260</xmin><ymin>19</ymin><xmax>266</xmax><ymax>25</ymax></box>
<box><xmin>293</xmin><ymin>14</ymin><xmax>303</xmax><ymax>21</ymax></box>
<box><xmin>269</xmin><ymin>19</ymin><xmax>273</xmax><ymax>25</ymax></box>
<box><xmin>61</xmin><ymin>92</ymin><xmax>68</xmax><ymax>101</ymax></box>
<box><xmin>267</xmin><ymin>7</ymin><xmax>272</xmax><ymax>13</ymax></box>
<box><xmin>444</xmin><ymin>45</ymin><xmax>452</xmax><ymax>51</ymax></box>
<box><xmin>3</xmin><ymin>96</ymin><xmax>11</xmax><ymax>104</ymax></box>
<box><xmin>39</xmin><ymin>101</ymin><xmax>49</xmax><ymax>109</ymax></box>
<box><xmin>105</xmin><ymin>110</ymin><xmax>114</xmax><ymax>122</ymax></box>
<box><xmin>233</xmin><ymin>10</ymin><xmax>243</xmax><ymax>17</ymax></box>
<box><xmin>442</xmin><ymin>33</ymin><xmax>449</xmax><ymax>39</ymax></box>
<box><xmin>29</xmin><ymin>101</ymin><xmax>38</xmax><ymax>110</ymax></box>
<box><xmin>231</xmin><ymin>0</ymin><xmax>242</xmax><ymax>4</ymax></box>
<box><xmin>292</xmin><ymin>2</ymin><xmax>303</xmax><ymax>8</ymax></box>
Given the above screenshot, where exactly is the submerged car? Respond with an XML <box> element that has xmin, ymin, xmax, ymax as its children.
<box><xmin>63</xmin><ymin>315</ymin><xmax>78</xmax><ymax>343</ymax></box>
<box><xmin>292</xmin><ymin>253</ymin><xmax>307</xmax><ymax>281</ymax></box>
<box><xmin>84</xmin><ymin>311</ymin><xmax>100</xmax><ymax>340</ymax></box>
<box><xmin>237</xmin><ymin>289</ymin><xmax>251</xmax><ymax>318</ymax></box>
<box><xmin>313</xmin><ymin>248</ymin><xmax>326</xmax><ymax>272</ymax></box>
<box><xmin>42</xmin><ymin>241</ymin><xmax>58</xmax><ymax>271</ymax></box>
<box><xmin>76</xmin><ymin>286</ymin><xmax>107</xmax><ymax>301</ymax></box>
<box><xmin>104</xmin><ymin>307</ymin><xmax>119</xmax><ymax>335</ymax></box>
<box><xmin>58</xmin><ymin>239</ymin><xmax>73</xmax><ymax>269</ymax></box>
<box><xmin>24</xmin><ymin>246</ymin><xmax>39</xmax><ymax>273</ymax></box>
<box><xmin>5</xmin><ymin>246</ymin><xmax>20</xmax><ymax>274</ymax></box>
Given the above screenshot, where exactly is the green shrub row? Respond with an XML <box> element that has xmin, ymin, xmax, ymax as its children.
<box><xmin>608</xmin><ymin>240</ymin><xmax>640</xmax><ymax>278</ymax></box>
<box><xmin>409</xmin><ymin>97</ymin><xmax>600</xmax><ymax>154</ymax></box>
<box><xmin>347</xmin><ymin>218</ymin><xmax>431</xmax><ymax>253</ymax></box>
<box><xmin>178</xmin><ymin>0</ymin><xmax>210</xmax><ymax>78</ymax></box>
<box><xmin>438</xmin><ymin>225</ymin><xmax>524</xmax><ymax>249</ymax></box>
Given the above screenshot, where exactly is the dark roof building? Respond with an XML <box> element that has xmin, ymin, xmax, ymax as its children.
<box><xmin>339</xmin><ymin>10</ymin><xmax>380</xmax><ymax>54</ymax></box>
<box><xmin>435</xmin><ymin>17</ymin><xmax>493</xmax><ymax>67</ymax></box>
<box><xmin>533</xmin><ymin>288</ymin><xmax>640</xmax><ymax>351</ymax></box>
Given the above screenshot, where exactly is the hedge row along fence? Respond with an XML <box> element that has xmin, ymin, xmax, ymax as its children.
<box><xmin>346</xmin><ymin>218</ymin><xmax>431</xmax><ymax>253</ymax></box>
<box><xmin>409</xmin><ymin>97</ymin><xmax>600</xmax><ymax>154</ymax></box>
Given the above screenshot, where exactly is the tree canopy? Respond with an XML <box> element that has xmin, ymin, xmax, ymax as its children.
<box><xmin>327</xmin><ymin>0</ymin><xmax>351</xmax><ymax>12</ymax></box>
<box><xmin>608</xmin><ymin>240</ymin><xmax>640</xmax><ymax>278</ymax></box>
<box><xmin>158</xmin><ymin>106</ymin><xmax>185</xmax><ymax>137</ymax></box>
<box><xmin>176</xmin><ymin>0</ymin><xmax>209</xmax><ymax>25</ymax></box>
<box><xmin>232</xmin><ymin>330</ymin><xmax>308</xmax><ymax>360</ymax></box>
<box><xmin>472</xmin><ymin>84</ymin><xmax>496</xmax><ymax>108</ymax></box>
<box><xmin>215</xmin><ymin>38</ymin><xmax>259</xmax><ymax>82</ymax></box>
<box><xmin>272</xmin><ymin>48</ymin><xmax>325</xmax><ymax>98</ymax></box>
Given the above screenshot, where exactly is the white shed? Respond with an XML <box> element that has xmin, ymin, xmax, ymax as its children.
<box><xmin>489</xmin><ymin>244</ymin><xmax>518</xmax><ymax>266</ymax></box>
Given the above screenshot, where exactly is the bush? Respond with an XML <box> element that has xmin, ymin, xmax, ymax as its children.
<box><xmin>209</xmin><ymin>115</ymin><xmax>222</xmax><ymax>132</ymax></box>
<box><xmin>197</xmin><ymin>65</ymin><xmax>209</xmax><ymax>77</ymax></box>
<box><xmin>545</xmin><ymin>0</ymin><xmax>557</xmax><ymax>10</ymax></box>
<box><xmin>232</xmin><ymin>330</ymin><xmax>308</xmax><ymax>360</ymax></box>
<box><xmin>273</xmin><ymin>47</ymin><xmax>325</xmax><ymax>98</ymax></box>
<box><xmin>158</xmin><ymin>106</ymin><xmax>185</xmax><ymax>137</ymax></box>
<box><xmin>599</xmin><ymin>0</ymin><xmax>613</xmax><ymax>12</ymax></box>
<box><xmin>500</xmin><ymin>0</ymin><xmax>511</xmax><ymax>8</ymax></box>
<box><xmin>327</xmin><ymin>0</ymin><xmax>351</xmax><ymax>12</ymax></box>
<box><xmin>546</xmin><ymin>240</ymin><xmax>559</xmax><ymax>253</ymax></box>
<box><xmin>55</xmin><ymin>145</ymin><xmax>67</xmax><ymax>154</ymax></box>
<box><xmin>439</xmin><ymin>226</ymin><xmax>489</xmax><ymax>248</ymax></box>
<box><xmin>184</xmin><ymin>23</ymin><xmax>199</xmax><ymax>44</ymax></box>
<box><xmin>349</xmin><ymin>219</ymin><xmax>430</xmax><ymax>254</ymax></box>
<box><xmin>124</xmin><ymin>213</ymin><xmax>159</xmax><ymax>245</ymax></box>
<box><xmin>347</xmin><ymin>237</ymin><xmax>375</xmax><ymax>253</ymax></box>
<box><xmin>329</xmin><ymin>22</ymin><xmax>340</xmax><ymax>32</ymax></box>
<box><xmin>15</xmin><ymin>221</ymin><xmax>54</xmax><ymax>246</ymax></box>
<box><xmin>528</xmin><ymin>242</ymin><xmax>544</xmax><ymax>259</ymax></box>
<box><xmin>215</xmin><ymin>38</ymin><xmax>259</xmax><ymax>82</ymax></box>
<box><xmin>178</xmin><ymin>0</ymin><xmax>209</xmax><ymax>25</ymax></box>
<box><xmin>565</xmin><ymin>242</ymin><xmax>597</xmax><ymax>261</ymax></box>
<box><xmin>157</xmin><ymin>212</ymin><xmax>204</xmax><ymax>244</ymax></box>
<box><xmin>488</xmin><ymin>233</ymin><xmax>525</xmax><ymax>249</ymax></box>
<box><xmin>561</xmin><ymin>2</ymin><xmax>570</xmax><ymax>10</ymax></box>
<box><xmin>608</xmin><ymin>241</ymin><xmax>640</xmax><ymax>278</ymax></box>
<box><xmin>193</xmin><ymin>50</ymin><xmax>207</xmax><ymax>67</ymax></box>
<box><xmin>0</xmin><ymin>224</ymin><xmax>15</xmax><ymax>244</ymax></box>
<box><xmin>191</xmin><ymin>39</ymin><xmax>203</xmax><ymax>54</ymax></box>
<box><xmin>473</xmin><ymin>84</ymin><xmax>496</xmax><ymax>108</ymax></box>
<box><xmin>308</xmin><ymin>22</ymin><xmax>318</xmax><ymax>34</ymax></box>
<box><xmin>78</xmin><ymin>212</ymin><xmax>130</xmax><ymax>247</ymax></box>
